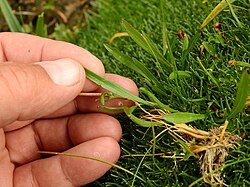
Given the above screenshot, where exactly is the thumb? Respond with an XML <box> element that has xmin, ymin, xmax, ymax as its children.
<box><xmin>0</xmin><ymin>59</ymin><xmax>85</xmax><ymax>127</ymax></box>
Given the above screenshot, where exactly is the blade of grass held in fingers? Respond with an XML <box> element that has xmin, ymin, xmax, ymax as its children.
<box><xmin>163</xmin><ymin>112</ymin><xmax>205</xmax><ymax>124</ymax></box>
<box><xmin>227</xmin><ymin>70</ymin><xmax>249</xmax><ymax>119</ymax></box>
<box><xmin>38</xmin><ymin>151</ymin><xmax>145</xmax><ymax>182</ymax></box>
<box><xmin>85</xmin><ymin>68</ymin><xmax>154</xmax><ymax>106</ymax></box>
<box><xmin>200</xmin><ymin>0</ymin><xmax>236</xmax><ymax>29</ymax></box>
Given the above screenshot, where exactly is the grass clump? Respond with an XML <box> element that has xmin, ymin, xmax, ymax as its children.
<box><xmin>78</xmin><ymin>0</ymin><xmax>250</xmax><ymax>186</ymax></box>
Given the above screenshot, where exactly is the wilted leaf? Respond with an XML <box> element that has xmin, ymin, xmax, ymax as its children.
<box><xmin>108</xmin><ymin>32</ymin><xmax>129</xmax><ymax>45</ymax></box>
<box><xmin>200</xmin><ymin>0</ymin><xmax>236</xmax><ymax>29</ymax></box>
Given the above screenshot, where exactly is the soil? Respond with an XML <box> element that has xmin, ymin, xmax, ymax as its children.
<box><xmin>0</xmin><ymin>0</ymin><xmax>94</xmax><ymax>34</ymax></box>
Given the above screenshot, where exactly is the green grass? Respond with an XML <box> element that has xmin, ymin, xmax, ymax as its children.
<box><xmin>1</xmin><ymin>0</ymin><xmax>249</xmax><ymax>186</ymax></box>
<box><xmin>78</xmin><ymin>0</ymin><xmax>250</xmax><ymax>186</ymax></box>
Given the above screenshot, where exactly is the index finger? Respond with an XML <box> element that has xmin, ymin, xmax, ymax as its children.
<box><xmin>0</xmin><ymin>32</ymin><xmax>105</xmax><ymax>91</ymax></box>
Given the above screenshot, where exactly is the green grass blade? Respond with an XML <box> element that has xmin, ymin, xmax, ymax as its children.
<box><xmin>227</xmin><ymin>70</ymin><xmax>249</xmax><ymax>119</ymax></box>
<box><xmin>131</xmin><ymin>147</ymin><xmax>152</xmax><ymax>187</ymax></box>
<box><xmin>160</xmin><ymin>0</ymin><xmax>168</xmax><ymax>55</ymax></box>
<box><xmin>35</xmin><ymin>13</ymin><xmax>47</xmax><ymax>37</ymax></box>
<box><xmin>0</xmin><ymin>0</ymin><xmax>24</xmax><ymax>32</ymax></box>
<box><xmin>39</xmin><ymin>151</ymin><xmax>145</xmax><ymax>183</ymax></box>
<box><xmin>197</xmin><ymin>57</ymin><xmax>221</xmax><ymax>89</ymax></box>
<box><xmin>226</xmin><ymin>0</ymin><xmax>242</xmax><ymax>27</ymax></box>
<box><xmin>200</xmin><ymin>0</ymin><xmax>236</xmax><ymax>29</ymax></box>
<box><xmin>139</xmin><ymin>87</ymin><xmax>178</xmax><ymax>112</ymax></box>
<box><xmin>169</xmin><ymin>71</ymin><xmax>191</xmax><ymax>80</ymax></box>
<box><xmin>121</xmin><ymin>20</ymin><xmax>172</xmax><ymax>71</ymax></box>
<box><xmin>85</xmin><ymin>68</ymin><xmax>154</xmax><ymax>106</ymax></box>
<box><xmin>237</xmin><ymin>62</ymin><xmax>250</xmax><ymax>68</ymax></box>
<box><xmin>121</xmin><ymin>20</ymin><xmax>160</xmax><ymax>57</ymax></box>
<box><xmin>163</xmin><ymin>112</ymin><xmax>205</xmax><ymax>124</ymax></box>
<box><xmin>182</xmin><ymin>34</ymin><xmax>189</xmax><ymax>52</ymax></box>
<box><xmin>98</xmin><ymin>106</ymin><xmax>125</xmax><ymax>113</ymax></box>
<box><xmin>181</xmin><ymin>32</ymin><xmax>200</xmax><ymax>69</ymax></box>
<box><xmin>104</xmin><ymin>44</ymin><xmax>159</xmax><ymax>86</ymax></box>
<box><xmin>202</xmin><ymin>42</ymin><xmax>216</xmax><ymax>56</ymax></box>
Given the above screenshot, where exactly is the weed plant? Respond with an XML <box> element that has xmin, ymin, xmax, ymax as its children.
<box><xmin>79</xmin><ymin>0</ymin><xmax>250</xmax><ymax>186</ymax></box>
<box><xmin>1</xmin><ymin>0</ymin><xmax>249</xmax><ymax>186</ymax></box>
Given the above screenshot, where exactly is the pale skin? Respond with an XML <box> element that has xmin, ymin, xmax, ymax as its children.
<box><xmin>0</xmin><ymin>33</ymin><xmax>138</xmax><ymax>187</ymax></box>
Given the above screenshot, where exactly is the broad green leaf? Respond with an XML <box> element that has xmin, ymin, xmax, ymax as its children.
<box><xmin>35</xmin><ymin>13</ymin><xmax>47</xmax><ymax>37</ymax></box>
<box><xmin>104</xmin><ymin>44</ymin><xmax>159</xmax><ymax>86</ymax></box>
<box><xmin>200</xmin><ymin>0</ymin><xmax>236</xmax><ymax>29</ymax></box>
<box><xmin>163</xmin><ymin>112</ymin><xmax>205</xmax><ymax>124</ymax></box>
<box><xmin>85</xmin><ymin>68</ymin><xmax>154</xmax><ymax>106</ymax></box>
<box><xmin>124</xmin><ymin>106</ymin><xmax>162</xmax><ymax>127</ymax></box>
<box><xmin>169</xmin><ymin>71</ymin><xmax>191</xmax><ymax>80</ymax></box>
<box><xmin>227</xmin><ymin>70</ymin><xmax>249</xmax><ymax>119</ymax></box>
<box><xmin>0</xmin><ymin>0</ymin><xmax>24</xmax><ymax>32</ymax></box>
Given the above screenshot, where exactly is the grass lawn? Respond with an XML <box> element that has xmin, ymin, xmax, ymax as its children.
<box><xmin>78</xmin><ymin>0</ymin><xmax>250</xmax><ymax>186</ymax></box>
<box><xmin>1</xmin><ymin>0</ymin><xmax>249</xmax><ymax>186</ymax></box>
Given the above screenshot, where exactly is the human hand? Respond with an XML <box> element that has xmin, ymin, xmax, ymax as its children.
<box><xmin>0</xmin><ymin>33</ymin><xmax>138</xmax><ymax>187</ymax></box>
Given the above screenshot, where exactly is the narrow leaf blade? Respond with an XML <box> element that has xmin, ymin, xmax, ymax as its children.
<box><xmin>121</xmin><ymin>20</ymin><xmax>172</xmax><ymax>70</ymax></box>
<box><xmin>227</xmin><ymin>70</ymin><xmax>249</xmax><ymax>119</ymax></box>
<box><xmin>104</xmin><ymin>44</ymin><xmax>159</xmax><ymax>85</ymax></box>
<box><xmin>200</xmin><ymin>0</ymin><xmax>236</xmax><ymax>29</ymax></box>
<box><xmin>169</xmin><ymin>71</ymin><xmax>191</xmax><ymax>80</ymax></box>
<box><xmin>85</xmin><ymin>68</ymin><xmax>154</xmax><ymax>106</ymax></box>
<box><xmin>35</xmin><ymin>13</ymin><xmax>47</xmax><ymax>37</ymax></box>
<box><xmin>0</xmin><ymin>0</ymin><xmax>24</xmax><ymax>32</ymax></box>
<box><xmin>163</xmin><ymin>112</ymin><xmax>205</xmax><ymax>124</ymax></box>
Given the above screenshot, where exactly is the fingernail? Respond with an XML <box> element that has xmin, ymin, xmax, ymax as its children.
<box><xmin>38</xmin><ymin>59</ymin><xmax>82</xmax><ymax>86</ymax></box>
